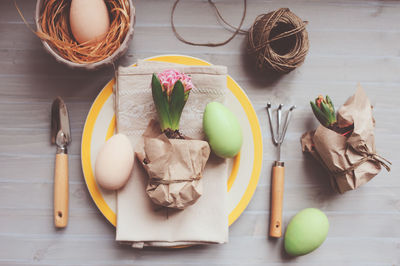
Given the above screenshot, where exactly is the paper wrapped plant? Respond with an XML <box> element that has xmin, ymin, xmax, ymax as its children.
<box><xmin>136</xmin><ymin>70</ymin><xmax>211</xmax><ymax>209</ymax></box>
<box><xmin>301</xmin><ymin>85</ymin><xmax>391</xmax><ymax>193</ymax></box>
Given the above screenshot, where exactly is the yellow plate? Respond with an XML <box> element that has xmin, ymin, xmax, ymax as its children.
<box><xmin>81</xmin><ymin>55</ymin><xmax>262</xmax><ymax>227</ymax></box>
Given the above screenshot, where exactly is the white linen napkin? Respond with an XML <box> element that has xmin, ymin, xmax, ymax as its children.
<box><xmin>115</xmin><ymin>60</ymin><xmax>229</xmax><ymax>248</ymax></box>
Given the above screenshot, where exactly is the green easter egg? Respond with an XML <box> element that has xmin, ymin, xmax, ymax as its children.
<box><xmin>203</xmin><ymin>102</ymin><xmax>243</xmax><ymax>158</ymax></box>
<box><xmin>284</xmin><ymin>208</ymin><xmax>329</xmax><ymax>256</ymax></box>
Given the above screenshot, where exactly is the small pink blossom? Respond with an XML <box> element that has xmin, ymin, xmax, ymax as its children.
<box><xmin>157</xmin><ymin>69</ymin><xmax>194</xmax><ymax>96</ymax></box>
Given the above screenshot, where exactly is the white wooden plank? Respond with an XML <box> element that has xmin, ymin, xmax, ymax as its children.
<box><xmin>0</xmin><ymin>236</ymin><xmax>397</xmax><ymax>265</ymax></box>
<box><xmin>1</xmin><ymin>207</ymin><xmax>399</xmax><ymax>239</ymax></box>
<box><xmin>4</xmin><ymin>0</ymin><xmax>400</xmax><ymax>31</ymax></box>
<box><xmin>230</xmin><ymin>212</ymin><xmax>400</xmax><ymax>238</ymax></box>
<box><xmin>3</xmin><ymin>22</ymin><xmax>400</xmax><ymax>57</ymax></box>
<box><xmin>0</xmin><ymin>181</ymin><xmax>398</xmax><ymax>214</ymax></box>
<box><xmin>0</xmin><ymin>155</ymin><xmax>85</xmax><ymax>183</ymax></box>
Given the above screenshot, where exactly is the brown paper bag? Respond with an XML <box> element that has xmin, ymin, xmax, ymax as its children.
<box><xmin>135</xmin><ymin>120</ymin><xmax>211</xmax><ymax>209</ymax></box>
<box><xmin>301</xmin><ymin>85</ymin><xmax>391</xmax><ymax>193</ymax></box>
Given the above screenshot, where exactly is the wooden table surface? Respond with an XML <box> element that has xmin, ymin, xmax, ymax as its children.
<box><xmin>1</xmin><ymin>0</ymin><xmax>399</xmax><ymax>265</ymax></box>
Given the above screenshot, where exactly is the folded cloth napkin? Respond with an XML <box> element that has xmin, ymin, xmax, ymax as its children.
<box><xmin>115</xmin><ymin>60</ymin><xmax>229</xmax><ymax>248</ymax></box>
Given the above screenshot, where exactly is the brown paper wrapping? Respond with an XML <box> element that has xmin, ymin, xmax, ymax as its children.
<box><xmin>301</xmin><ymin>85</ymin><xmax>391</xmax><ymax>193</ymax></box>
<box><xmin>135</xmin><ymin>120</ymin><xmax>211</xmax><ymax>209</ymax></box>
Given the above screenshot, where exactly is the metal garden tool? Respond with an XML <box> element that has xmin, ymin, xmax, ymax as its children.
<box><xmin>51</xmin><ymin>97</ymin><xmax>71</xmax><ymax>228</ymax></box>
<box><xmin>266</xmin><ymin>103</ymin><xmax>295</xmax><ymax>238</ymax></box>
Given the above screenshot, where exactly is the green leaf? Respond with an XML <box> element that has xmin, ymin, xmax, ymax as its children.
<box><xmin>325</xmin><ymin>95</ymin><xmax>335</xmax><ymax>114</ymax></box>
<box><xmin>184</xmin><ymin>90</ymin><xmax>190</xmax><ymax>102</ymax></box>
<box><xmin>152</xmin><ymin>74</ymin><xmax>171</xmax><ymax>131</ymax></box>
<box><xmin>321</xmin><ymin>101</ymin><xmax>337</xmax><ymax>125</ymax></box>
<box><xmin>325</xmin><ymin>95</ymin><xmax>337</xmax><ymax>125</ymax></box>
<box><xmin>169</xmin><ymin>80</ymin><xmax>186</xmax><ymax>130</ymax></box>
<box><xmin>310</xmin><ymin>101</ymin><xmax>329</xmax><ymax>127</ymax></box>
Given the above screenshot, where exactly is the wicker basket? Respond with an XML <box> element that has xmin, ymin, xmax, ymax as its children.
<box><xmin>35</xmin><ymin>0</ymin><xmax>135</xmax><ymax>70</ymax></box>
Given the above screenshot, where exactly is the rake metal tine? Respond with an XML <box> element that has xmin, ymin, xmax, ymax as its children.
<box><xmin>266</xmin><ymin>103</ymin><xmax>278</xmax><ymax>145</ymax></box>
<box><xmin>279</xmin><ymin>105</ymin><xmax>296</xmax><ymax>143</ymax></box>
<box><xmin>277</xmin><ymin>104</ymin><xmax>283</xmax><ymax>144</ymax></box>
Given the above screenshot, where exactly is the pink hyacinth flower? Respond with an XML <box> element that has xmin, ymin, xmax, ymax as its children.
<box><xmin>158</xmin><ymin>69</ymin><xmax>194</xmax><ymax>96</ymax></box>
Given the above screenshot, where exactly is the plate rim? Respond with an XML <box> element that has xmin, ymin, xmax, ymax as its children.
<box><xmin>81</xmin><ymin>54</ymin><xmax>263</xmax><ymax>227</ymax></box>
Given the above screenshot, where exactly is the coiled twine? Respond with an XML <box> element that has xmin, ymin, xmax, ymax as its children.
<box><xmin>247</xmin><ymin>8</ymin><xmax>309</xmax><ymax>73</ymax></box>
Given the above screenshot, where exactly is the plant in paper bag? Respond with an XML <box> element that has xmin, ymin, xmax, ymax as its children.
<box><xmin>301</xmin><ymin>86</ymin><xmax>391</xmax><ymax>194</ymax></box>
<box><xmin>151</xmin><ymin>70</ymin><xmax>193</xmax><ymax>139</ymax></box>
<box><xmin>135</xmin><ymin>70</ymin><xmax>211</xmax><ymax>210</ymax></box>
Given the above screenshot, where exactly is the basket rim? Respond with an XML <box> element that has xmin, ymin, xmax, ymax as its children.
<box><xmin>35</xmin><ymin>0</ymin><xmax>135</xmax><ymax>69</ymax></box>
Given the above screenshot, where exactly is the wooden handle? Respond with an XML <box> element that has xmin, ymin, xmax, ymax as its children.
<box><xmin>269</xmin><ymin>164</ymin><xmax>285</xmax><ymax>238</ymax></box>
<box><xmin>54</xmin><ymin>153</ymin><xmax>69</xmax><ymax>228</ymax></box>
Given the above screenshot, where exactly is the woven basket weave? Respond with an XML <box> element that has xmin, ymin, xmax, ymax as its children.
<box><xmin>35</xmin><ymin>0</ymin><xmax>135</xmax><ymax>70</ymax></box>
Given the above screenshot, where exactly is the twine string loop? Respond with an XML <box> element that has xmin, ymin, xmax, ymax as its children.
<box><xmin>171</xmin><ymin>2</ymin><xmax>309</xmax><ymax>73</ymax></box>
<box><xmin>171</xmin><ymin>0</ymin><xmax>247</xmax><ymax>47</ymax></box>
<box><xmin>333</xmin><ymin>144</ymin><xmax>391</xmax><ymax>177</ymax></box>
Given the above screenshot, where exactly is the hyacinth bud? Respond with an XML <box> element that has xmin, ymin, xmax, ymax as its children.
<box><xmin>310</xmin><ymin>95</ymin><xmax>337</xmax><ymax>128</ymax></box>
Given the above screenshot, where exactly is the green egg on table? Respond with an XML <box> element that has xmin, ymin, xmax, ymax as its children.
<box><xmin>284</xmin><ymin>208</ymin><xmax>329</xmax><ymax>256</ymax></box>
<box><xmin>203</xmin><ymin>102</ymin><xmax>243</xmax><ymax>158</ymax></box>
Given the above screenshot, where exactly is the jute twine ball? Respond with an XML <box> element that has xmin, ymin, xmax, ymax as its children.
<box><xmin>248</xmin><ymin>8</ymin><xmax>309</xmax><ymax>73</ymax></box>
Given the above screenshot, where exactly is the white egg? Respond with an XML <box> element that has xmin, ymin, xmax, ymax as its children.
<box><xmin>95</xmin><ymin>134</ymin><xmax>133</xmax><ymax>190</ymax></box>
<box><xmin>69</xmin><ymin>0</ymin><xmax>110</xmax><ymax>44</ymax></box>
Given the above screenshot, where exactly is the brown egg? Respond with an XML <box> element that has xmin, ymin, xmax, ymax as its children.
<box><xmin>69</xmin><ymin>0</ymin><xmax>110</xmax><ymax>44</ymax></box>
<box><xmin>95</xmin><ymin>134</ymin><xmax>134</xmax><ymax>191</ymax></box>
